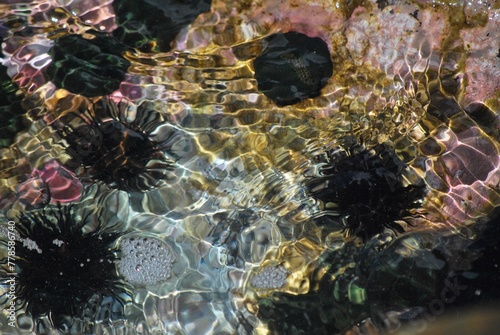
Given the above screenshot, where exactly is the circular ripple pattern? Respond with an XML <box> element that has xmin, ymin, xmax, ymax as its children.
<box><xmin>1</xmin><ymin>0</ymin><xmax>500</xmax><ymax>334</ymax></box>
<box><xmin>253</xmin><ymin>32</ymin><xmax>334</xmax><ymax>106</ymax></box>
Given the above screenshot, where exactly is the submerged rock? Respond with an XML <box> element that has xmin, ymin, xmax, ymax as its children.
<box><xmin>112</xmin><ymin>0</ymin><xmax>212</xmax><ymax>52</ymax></box>
<box><xmin>258</xmin><ymin>214</ymin><xmax>500</xmax><ymax>334</ymax></box>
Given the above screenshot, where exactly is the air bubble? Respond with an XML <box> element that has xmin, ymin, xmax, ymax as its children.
<box><xmin>117</xmin><ymin>235</ymin><xmax>176</xmax><ymax>286</ymax></box>
<box><xmin>250</xmin><ymin>265</ymin><xmax>288</xmax><ymax>290</ymax></box>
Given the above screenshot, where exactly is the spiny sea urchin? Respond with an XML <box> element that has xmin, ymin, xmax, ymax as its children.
<box><xmin>55</xmin><ymin>98</ymin><xmax>176</xmax><ymax>192</ymax></box>
<box><xmin>307</xmin><ymin>143</ymin><xmax>425</xmax><ymax>241</ymax></box>
<box><xmin>0</xmin><ymin>204</ymin><xmax>130</xmax><ymax>330</ymax></box>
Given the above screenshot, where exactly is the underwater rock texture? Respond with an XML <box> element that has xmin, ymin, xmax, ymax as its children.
<box><xmin>112</xmin><ymin>0</ymin><xmax>212</xmax><ymax>52</ymax></box>
<box><xmin>17</xmin><ymin>160</ymin><xmax>82</xmax><ymax>207</ymax></box>
<box><xmin>0</xmin><ymin>50</ymin><xmax>26</xmax><ymax>148</ymax></box>
<box><xmin>0</xmin><ymin>94</ymin><xmax>25</xmax><ymax>148</ymax></box>
<box><xmin>1</xmin><ymin>0</ymin><xmax>500</xmax><ymax>334</ymax></box>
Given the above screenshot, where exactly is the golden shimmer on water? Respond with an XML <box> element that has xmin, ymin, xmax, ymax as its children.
<box><xmin>0</xmin><ymin>0</ymin><xmax>499</xmax><ymax>333</ymax></box>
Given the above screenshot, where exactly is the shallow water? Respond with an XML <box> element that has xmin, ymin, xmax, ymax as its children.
<box><xmin>1</xmin><ymin>0</ymin><xmax>500</xmax><ymax>334</ymax></box>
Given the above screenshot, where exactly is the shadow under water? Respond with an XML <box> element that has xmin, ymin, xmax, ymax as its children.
<box><xmin>0</xmin><ymin>0</ymin><xmax>500</xmax><ymax>334</ymax></box>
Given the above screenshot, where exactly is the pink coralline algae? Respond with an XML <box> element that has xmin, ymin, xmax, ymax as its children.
<box><xmin>16</xmin><ymin>177</ymin><xmax>49</xmax><ymax>208</ymax></box>
<box><xmin>1</xmin><ymin>38</ymin><xmax>53</xmax><ymax>94</ymax></box>
<box><xmin>62</xmin><ymin>0</ymin><xmax>118</xmax><ymax>32</ymax></box>
<box><xmin>424</xmin><ymin>126</ymin><xmax>500</xmax><ymax>226</ymax></box>
<box><xmin>344</xmin><ymin>2</ymin><xmax>456</xmax><ymax>78</ymax></box>
<box><xmin>17</xmin><ymin>160</ymin><xmax>82</xmax><ymax>207</ymax></box>
<box><xmin>460</xmin><ymin>11</ymin><xmax>500</xmax><ymax>107</ymax></box>
<box><xmin>246</xmin><ymin>0</ymin><xmax>346</xmax><ymax>44</ymax></box>
<box><xmin>345</xmin><ymin>4</ymin><xmax>421</xmax><ymax>72</ymax></box>
<box><xmin>336</xmin><ymin>0</ymin><xmax>499</xmax><ymax>108</ymax></box>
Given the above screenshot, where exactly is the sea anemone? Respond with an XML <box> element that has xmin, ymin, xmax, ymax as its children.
<box><xmin>307</xmin><ymin>143</ymin><xmax>425</xmax><ymax>241</ymax></box>
<box><xmin>54</xmin><ymin>98</ymin><xmax>176</xmax><ymax>192</ymax></box>
<box><xmin>0</xmin><ymin>204</ymin><xmax>130</xmax><ymax>330</ymax></box>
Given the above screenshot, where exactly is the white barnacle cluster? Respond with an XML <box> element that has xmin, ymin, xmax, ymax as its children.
<box><xmin>22</xmin><ymin>237</ymin><xmax>42</xmax><ymax>254</ymax></box>
<box><xmin>1</xmin><ymin>224</ymin><xmax>42</xmax><ymax>254</ymax></box>
<box><xmin>117</xmin><ymin>236</ymin><xmax>175</xmax><ymax>286</ymax></box>
<box><xmin>250</xmin><ymin>265</ymin><xmax>289</xmax><ymax>290</ymax></box>
<box><xmin>52</xmin><ymin>239</ymin><xmax>64</xmax><ymax>247</ymax></box>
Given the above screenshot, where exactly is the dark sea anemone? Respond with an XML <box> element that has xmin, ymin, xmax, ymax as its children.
<box><xmin>0</xmin><ymin>204</ymin><xmax>130</xmax><ymax>330</ymax></box>
<box><xmin>307</xmin><ymin>143</ymin><xmax>425</xmax><ymax>241</ymax></box>
<box><xmin>54</xmin><ymin>98</ymin><xmax>176</xmax><ymax>192</ymax></box>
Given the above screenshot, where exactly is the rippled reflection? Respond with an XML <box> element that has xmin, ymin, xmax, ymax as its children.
<box><xmin>0</xmin><ymin>0</ymin><xmax>499</xmax><ymax>334</ymax></box>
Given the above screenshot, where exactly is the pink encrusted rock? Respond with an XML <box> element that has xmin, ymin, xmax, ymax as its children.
<box><xmin>415</xmin><ymin>0</ymin><xmax>493</xmax><ymax>25</ymax></box>
<box><xmin>434</xmin><ymin>127</ymin><xmax>498</xmax><ymax>187</ymax></box>
<box><xmin>246</xmin><ymin>0</ymin><xmax>345</xmax><ymax>43</ymax></box>
<box><xmin>174</xmin><ymin>0</ymin><xmax>345</xmax><ymax>52</ymax></box>
<box><xmin>61</xmin><ymin>0</ymin><xmax>117</xmax><ymax>32</ymax></box>
<box><xmin>2</xmin><ymin>36</ymin><xmax>53</xmax><ymax>94</ymax></box>
<box><xmin>460</xmin><ymin>9</ymin><xmax>500</xmax><ymax>107</ymax></box>
<box><xmin>35</xmin><ymin>160</ymin><xmax>83</xmax><ymax>203</ymax></box>
<box><xmin>17</xmin><ymin>176</ymin><xmax>50</xmax><ymax>207</ymax></box>
<box><xmin>345</xmin><ymin>0</ymin><xmax>449</xmax><ymax>76</ymax></box>
<box><xmin>424</xmin><ymin>126</ymin><xmax>500</xmax><ymax>226</ymax></box>
<box><xmin>17</xmin><ymin>160</ymin><xmax>82</xmax><ymax>206</ymax></box>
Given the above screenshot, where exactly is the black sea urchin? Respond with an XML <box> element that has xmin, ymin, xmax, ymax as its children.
<box><xmin>307</xmin><ymin>144</ymin><xmax>425</xmax><ymax>241</ymax></box>
<box><xmin>56</xmin><ymin>99</ymin><xmax>176</xmax><ymax>192</ymax></box>
<box><xmin>0</xmin><ymin>205</ymin><xmax>130</xmax><ymax>330</ymax></box>
<box><xmin>47</xmin><ymin>32</ymin><xmax>131</xmax><ymax>97</ymax></box>
<box><xmin>253</xmin><ymin>31</ymin><xmax>333</xmax><ymax>106</ymax></box>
